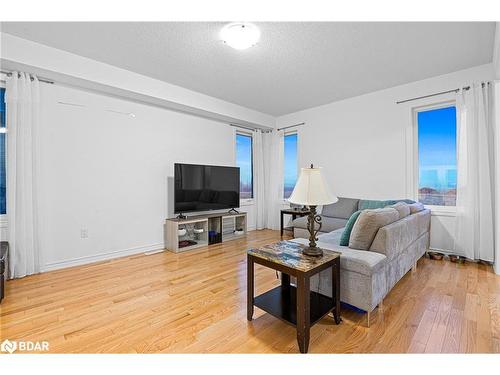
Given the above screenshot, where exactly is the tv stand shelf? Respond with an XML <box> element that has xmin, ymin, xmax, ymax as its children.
<box><xmin>164</xmin><ymin>212</ymin><xmax>247</xmax><ymax>253</ymax></box>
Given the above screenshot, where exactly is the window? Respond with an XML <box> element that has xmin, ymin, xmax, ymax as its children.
<box><xmin>236</xmin><ymin>132</ymin><xmax>253</xmax><ymax>199</ymax></box>
<box><xmin>416</xmin><ymin>105</ymin><xmax>457</xmax><ymax>206</ymax></box>
<box><xmin>284</xmin><ymin>132</ymin><xmax>298</xmax><ymax>199</ymax></box>
<box><xmin>0</xmin><ymin>87</ymin><xmax>5</xmax><ymax>215</ymax></box>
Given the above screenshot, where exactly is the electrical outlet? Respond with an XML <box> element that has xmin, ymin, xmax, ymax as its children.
<box><xmin>80</xmin><ymin>228</ymin><xmax>88</xmax><ymax>239</ymax></box>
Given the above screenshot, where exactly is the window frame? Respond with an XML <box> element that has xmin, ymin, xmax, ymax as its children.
<box><xmin>411</xmin><ymin>100</ymin><xmax>457</xmax><ymax>214</ymax></box>
<box><xmin>283</xmin><ymin>130</ymin><xmax>299</xmax><ymax>201</ymax></box>
<box><xmin>0</xmin><ymin>81</ymin><xmax>6</xmax><ymax>224</ymax></box>
<box><xmin>234</xmin><ymin>130</ymin><xmax>254</xmax><ymax>204</ymax></box>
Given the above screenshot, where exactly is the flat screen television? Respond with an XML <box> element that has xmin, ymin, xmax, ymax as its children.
<box><xmin>174</xmin><ymin>163</ymin><xmax>240</xmax><ymax>214</ymax></box>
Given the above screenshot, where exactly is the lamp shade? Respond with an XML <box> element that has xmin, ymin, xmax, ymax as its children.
<box><xmin>288</xmin><ymin>166</ymin><xmax>338</xmax><ymax>206</ymax></box>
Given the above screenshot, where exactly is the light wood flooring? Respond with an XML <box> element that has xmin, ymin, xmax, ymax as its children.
<box><xmin>1</xmin><ymin>229</ymin><xmax>499</xmax><ymax>353</ymax></box>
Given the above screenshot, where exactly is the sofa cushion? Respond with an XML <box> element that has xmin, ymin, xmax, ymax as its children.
<box><xmin>339</xmin><ymin>210</ymin><xmax>362</xmax><ymax>246</ymax></box>
<box><xmin>349</xmin><ymin>208</ymin><xmax>400</xmax><ymax>250</ymax></box>
<box><xmin>358</xmin><ymin>199</ymin><xmax>394</xmax><ymax>210</ymax></box>
<box><xmin>291</xmin><ymin>236</ymin><xmax>387</xmax><ymax>276</ymax></box>
<box><xmin>317</xmin><ymin>227</ymin><xmax>344</xmax><ymax>245</ymax></box>
<box><xmin>321</xmin><ymin>197</ymin><xmax>360</xmax><ymax>219</ymax></box>
<box><xmin>292</xmin><ymin>216</ymin><xmax>348</xmax><ymax>233</ymax></box>
<box><xmin>408</xmin><ymin>202</ymin><xmax>425</xmax><ymax>213</ymax></box>
<box><xmin>334</xmin><ymin>247</ymin><xmax>387</xmax><ymax>276</ymax></box>
<box><xmin>387</xmin><ymin>201</ymin><xmax>410</xmax><ymax>219</ymax></box>
<box><xmin>316</xmin><ymin>217</ymin><xmax>349</xmax><ymax>233</ymax></box>
<box><xmin>391</xmin><ymin>199</ymin><xmax>416</xmax><ymax>205</ymax></box>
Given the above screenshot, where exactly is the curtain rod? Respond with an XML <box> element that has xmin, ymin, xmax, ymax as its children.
<box><xmin>277</xmin><ymin>122</ymin><xmax>305</xmax><ymax>131</ymax></box>
<box><xmin>0</xmin><ymin>70</ymin><xmax>54</xmax><ymax>85</ymax></box>
<box><xmin>230</xmin><ymin>123</ymin><xmax>272</xmax><ymax>133</ymax></box>
<box><xmin>395</xmin><ymin>82</ymin><xmax>491</xmax><ymax>105</ymax></box>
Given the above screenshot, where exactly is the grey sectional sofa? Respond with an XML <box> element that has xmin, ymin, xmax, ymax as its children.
<box><xmin>292</xmin><ymin>197</ymin><xmax>359</xmax><ymax>238</ymax></box>
<box><xmin>291</xmin><ymin>197</ymin><xmax>430</xmax><ymax>326</ymax></box>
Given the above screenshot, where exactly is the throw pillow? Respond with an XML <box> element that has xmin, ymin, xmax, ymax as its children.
<box><xmin>358</xmin><ymin>199</ymin><xmax>394</xmax><ymax>210</ymax></box>
<box><xmin>386</xmin><ymin>201</ymin><xmax>410</xmax><ymax>219</ymax></box>
<box><xmin>339</xmin><ymin>210</ymin><xmax>362</xmax><ymax>246</ymax></box>
<box><xmin>349</xmin><ymin>208</ymin><xmax>400</xmax><ymax>250</ymax></box>
<box><xmin>322</xmin><ymin>197</ymin><xmax>360</xmax><ymax>219</ymax></box>
<box><xmin>400</xmin><ymin>199</ymin><xmax>416</xmax><ymax>204</ymax></box>
<box><xmin>408</xmin><ymin>202</ymin><xmax>425</xmax><ymax>214</ymax></box>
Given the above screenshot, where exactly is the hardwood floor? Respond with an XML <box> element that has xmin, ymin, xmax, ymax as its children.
<box><xmin>1</xmin><ymin>229</ymin><xmax>499</xmax><ymax>353</ymax></box>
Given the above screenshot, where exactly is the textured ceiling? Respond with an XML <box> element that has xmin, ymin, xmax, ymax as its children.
<box><xmin>1</xmin><ymin>22</ymin><xmax>496</xmax><ymax>116</ymax></box>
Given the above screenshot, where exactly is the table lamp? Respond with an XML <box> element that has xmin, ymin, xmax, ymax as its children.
<box><xmin>287</xmin><ymin>164</ymin><xmax>338</xmax><ymax>256</ymax></box>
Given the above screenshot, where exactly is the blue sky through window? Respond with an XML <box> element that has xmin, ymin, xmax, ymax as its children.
<box><xmin>418</xmin><ymin>106</ymin><xmax>457</xmax><ymax>206</ymax></box>
<box><xmin>236</xmin><ymin>133</ymin><xmax>253</xmax><ymax>199</ymax></box>
<box><xmin>284</xmin><ymin>133</ymin><xmax>298</xmax><ymax>198</ymax></box>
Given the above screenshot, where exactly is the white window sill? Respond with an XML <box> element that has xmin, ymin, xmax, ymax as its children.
<box><xmin>426</xmin><ymin>205</ymin><xmax>456</xmax><ymax>217</ymax></box>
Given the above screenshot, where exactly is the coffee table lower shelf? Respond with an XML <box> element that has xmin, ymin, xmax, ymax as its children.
<box><xmin>254</xmin><ymin>285</ymin><xmax>335</xmax><ymax>327</ymax></box>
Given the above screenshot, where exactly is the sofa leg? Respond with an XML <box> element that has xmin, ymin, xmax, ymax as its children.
<box><xmin>412</xmin><ymin>262</ymin><xmax>417</xmax><ymax>273</ymax></box>
<box><xmin>378</xmin><ymin>300</ymin><xmax>384</xmax><ymax>311</ymax></box>
<box><xmin>366</xmin><ymin>311</ymin><xmax>370</xmax><ymax>328</ymax></box>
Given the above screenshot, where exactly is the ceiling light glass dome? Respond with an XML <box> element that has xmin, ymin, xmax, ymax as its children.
<box><xmin>220</xmin><ymin>22</ymin><xmax>260</xmax><ymax>50</ymax></box>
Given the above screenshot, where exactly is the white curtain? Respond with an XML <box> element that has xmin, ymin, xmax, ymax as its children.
<box><xmin>5</xmin><ymin>72</ymin><xmax>41</xmax><ymax>278</ymax></box>
<box><xmin>263</xmin><ymin>130</ymin><xmax>284</xmax><ymax>230</ymax></box>
<box><xmin>454</xmin><ymin>82</ymin><xmax>495</xmax><ymax>261</ymax></box>
<box><xmin>253</xmin><ymin>130</ymin><xmax>266</xmax><ymax>229</ymax></box>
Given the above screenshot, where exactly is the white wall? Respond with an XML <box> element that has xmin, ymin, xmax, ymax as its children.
<box><xmin>36</xmin><ymin>83</ymin><xmax>256</xmax><ymax>272</ymax></box>
<box><xmin>494</xmin><ymin>22</ymin><xmax>500</xmax><ymax>80</ymax></box>
<box><xmin>491</xmin><ymin>23</ymin><xmax>500</xmax><ymax>274</ymax></box>
<box><xmin>494</xmin><ymin>81</ymin><xmax>500</xmax><ymax>274</ymax></box>
<box><xmin>0</xmin><ymin>32</ymin><xmax>275</xmax><ymax>130</ymax></box>
<box><xmin>277</xmin><ymin>63</ymin><xmax>495</xmax><ymax>254</ymax></box>
<box><xmin>0</xmin><ymin>219</ymin><xmax>6</xmax><ymax>240</ymax></box>
<box><xmin>0</xmin><ymin>33</ymin><xmax>269</xmax><ymax>272</ymax></box>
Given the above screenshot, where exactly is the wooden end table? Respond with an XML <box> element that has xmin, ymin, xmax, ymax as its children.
<box><xmin>247</xmin><ymin>241</ymin><xmax>341</xmax><ymax>353</ymax></box>
<box><xmin>280</xmin><ymin>208</ymin><xmax>311</xmax><ymax>237</ymax></box>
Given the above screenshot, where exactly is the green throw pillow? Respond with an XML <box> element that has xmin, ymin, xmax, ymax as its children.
<box><xmin>340</xmin><ymin>210</ymin><xmax>362</xmax><ymax>246</ymax></box>
<box><xmin>358</xmin><ymin>200</ymin><xmax>393</xmax><ymax>210</ymax></box>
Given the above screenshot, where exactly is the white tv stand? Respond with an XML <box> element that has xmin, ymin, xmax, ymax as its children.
<box><xmin>164</xmin><ymin>212</ymin><xmax>247</xmax><ymax>253</ymax></box>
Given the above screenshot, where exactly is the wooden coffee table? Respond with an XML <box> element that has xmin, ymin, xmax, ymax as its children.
<box><xmin>247</xmin><ymin>241</ymin><xmax>341</xmax><ymax>353</ymax></box>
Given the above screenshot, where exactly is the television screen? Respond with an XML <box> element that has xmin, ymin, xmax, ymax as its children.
<box><xmin>174</xmin><ymin>163</ymin><xmax>240</xmax><ymax>213</ymax></box>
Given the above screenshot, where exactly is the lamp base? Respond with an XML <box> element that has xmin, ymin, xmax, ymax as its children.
<box><xmin>302</xmin><ymin>246</ymin><xmax>323</xmax><ymax>257</ymax></box>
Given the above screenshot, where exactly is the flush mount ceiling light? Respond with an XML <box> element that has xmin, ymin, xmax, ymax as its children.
<box><xmin>220</xmin><ymin>22</ymin><xmax>260</xmax><ymax>50</ymax></box>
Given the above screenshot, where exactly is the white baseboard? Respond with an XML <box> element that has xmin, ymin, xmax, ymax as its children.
<box><xmin>40</xmin><ymin>242</ymin><xmax>164</xmax><ymax>273</ymax></box>
<box><xmin>144</xmin><ymin>249</ymin><xmax>166</xmax><ymax>255</ymax></box>
<box><xmin>40</xmin><ymin>228</ymin><xmax>257</xmax><ymax>273</ymax></box>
